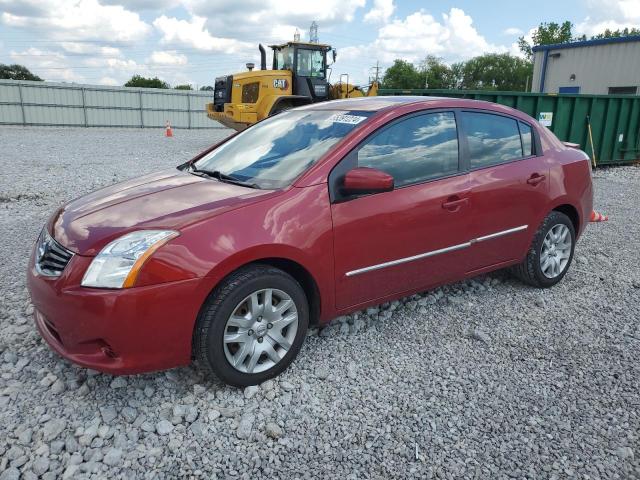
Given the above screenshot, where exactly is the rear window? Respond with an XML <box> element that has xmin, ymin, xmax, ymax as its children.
<box><xmin>460</xmin><ymin>112</ymin><xmax>523</xmax><ymax>169</ymax></box>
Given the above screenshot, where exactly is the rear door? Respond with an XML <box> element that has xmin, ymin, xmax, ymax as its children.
<box><xmin>459</xmin><ymin>111</ymin><xmax>549</xmax><ymax>273</ymax></box>
<box><xmin>329</xmin><ymin>111</ymin><xmax>473</xmax><ymax>310</ymax></box>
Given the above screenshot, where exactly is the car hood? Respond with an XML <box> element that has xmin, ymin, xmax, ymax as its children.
<box><xmin>51</xmin><ymin>169</ymin><xmax>276</xmax><ymax>255</ymax></box>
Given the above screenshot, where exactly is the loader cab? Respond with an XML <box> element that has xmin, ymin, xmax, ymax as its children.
<box><xmin>270</xmin><ymin>41</ymin><xmax>332</xmax><ymax>102</ymax></box>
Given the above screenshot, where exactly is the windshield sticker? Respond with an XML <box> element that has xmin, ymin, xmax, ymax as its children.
<box><xmin>330</xmin><ymin>114</ymin><xmax>367</xmax><ymax>125</ymax></box>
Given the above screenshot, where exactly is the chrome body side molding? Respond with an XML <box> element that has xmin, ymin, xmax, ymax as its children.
<box><xmin>345</xmin><ymin>225</ymin><xmax>528</xmax><ymax>277</ymax></box>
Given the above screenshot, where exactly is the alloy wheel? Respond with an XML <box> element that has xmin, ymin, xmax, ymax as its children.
<box><xmin>540</xmin><ymin>224</ymin><xmax>572</xmax><ymax>278</ymax></box>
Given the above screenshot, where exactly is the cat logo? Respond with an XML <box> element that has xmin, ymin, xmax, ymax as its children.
<box><xmin>273</xmin><ymin>79</ymin><xmax>288</xmax><ymax>90</ymax></box>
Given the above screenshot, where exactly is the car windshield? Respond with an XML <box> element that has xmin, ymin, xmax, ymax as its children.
<box><xmin>192</xmin><ymin>110</ymin><xmax>372</xmax><ymax>189</ymax></box>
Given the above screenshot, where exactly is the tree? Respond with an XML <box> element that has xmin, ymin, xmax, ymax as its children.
<box><xmin>0</xmin><ymin>64</ymin><xmax>43</xmax><ymax>81</ymax></box>
<box><xmin>174</xmin><ymin>84</ymin><xmax>193</xmax><ymax>90</ymax></box>
<box><xmin>381</xmin><ymin>59</ymin><xmax>423</xmax><ymax>89</ymax></box>
<box><xmin>591</xmin><ymin>27</ymin><xmax>640</xmax><ymax>39</ymax></box>
<box><xmin>200</xmin><ymin>85</ymin><xmax>214</xmax><ymax>91</ymax></box>
<box><xmin>458</xmin><ymin>54</ymin><xmax>533</xmax><ymax>91</ymax></box>
<box><xmin>518</xmin><ymin>21</ymin><xmax>574</xmax><ymax>59</ymax></box>
<box><xmin>419</xmin><ymin>55</ymin><xmax>456</xmax><ymax>89</ymax></box>
<box><xmin>124</xmin><ymin>75</ymin><xmax>169</xmax><ymax>89</ymax></box>
<box><xmin>449</xmin><ymin>62</ymin><xmax>464</xmax><ymax>89</ymax></box>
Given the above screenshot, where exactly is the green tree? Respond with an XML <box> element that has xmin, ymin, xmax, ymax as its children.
<box><xmin>591</xmin><ymin>27</ymin><xmax>640</xmax><ymax>39</ymax></box>
<box><xmin>419</xmin><ymin>55</ymin><xmax>456</xmax><ymax>89</ymax></box>
<box><xmin>381</xmin><ymin>59</ymin><xmax>423</xmax><ymax>89</ymax></box>
<box><xmin>518</xmin><ymin>21</ymin><xmax>574</xmax><ymax>59</ymax></box>
<box><xmin>0</xmin><ymin>64</ymin><xmax>43</xmax><ymax>81</ymax></box>
<box><xmin>174</xmin><ymin>84</ymin><xmax>193</xmax><ymax>90</ymax></box>
<box><xmin>200</xmin><ymin>85</ymin><xmax>214</xmax><ymax>91</ymax></box>
<box><xmin>459</xmin><ymin>53</ymin><xmax>533</xmax><ymax>91</ymax></box>
<box><xmin>124</xmin><ymin>75</ymin><xmax>170</xmax><ymax>89</ymax></box>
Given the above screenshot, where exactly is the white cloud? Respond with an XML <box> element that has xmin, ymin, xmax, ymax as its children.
<box><xmin>60</xmin><ymin>42</ymin><xmax>123</xmax><ymax>57</ymax></box>
<box><xmin>0</xmin><ymin>0</ymin><xmax>150</xmax><ymax>41</ymax></box>
<box><xmin>148</xmin><ymin>50</ymin><xmax>188</xmax><ymax>66</ymax></box>
<box><xmin>99</xmin><ymin>76</ymin><xmax>120</xmax><ymax>86</ymax></box>
<box><xmin>374</xmin><ymin>8</ymin><xmax>506</xmax><ymax>64</ymax></box>
<box><xmin>176</xmin><ymin>0</ymin><xmax>366</xmax><ymax>46</ymax></box>
<box><xmin>332</xmin><ymin>7</ymin><xmax>511</xmax><ymax>85</ymax></box>
<box><xmin>100</xmin><ymin>0</ymin><xmax>174</xmax><ymax>11</ymax></box>
<box><xmin>183</xmin><ymin>0</ymin><xmax>366</xmax><ymax>30</ymax></box>
<box><xmin>504</xmin><ymin>27</ymin><xmax>524</xmax><ymax>36</ymax></box>
<box><xmin>364</xmin><ymin>0</ymin><xmax>395</xmax><ymax>23</ymax></box>
<box><xmin>9</xmin><ymin>47</ymin><xmax>84</xmax><ymax>82</ymax></box>
<box><xmin>153</xmin><ymin>15</ymin><xmax>254</xmax><ymax>54</ymax></box>
<box><xmin>576</xmin><ymin>0</ymin><xmax>640</xmax><ymax>36</ymax></box>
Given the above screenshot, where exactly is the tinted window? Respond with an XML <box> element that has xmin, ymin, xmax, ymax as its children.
<box><xmin>461</xmin><ymin>112</ymin><xmax>523</xmax><ymax>168</ymax></box>
<box><xmin>519</xmin><ymin>122</ymin><xmax>533</xmax><ymax>156</ymax></box>
<box><xmin>357</xmin><ymin>112</ymin><xmax>459</xmax><ymax>187</ymax></box>
<box><xmin>194</xmin><ymin>110</ymin><xmax>371</xmax><ymax>189</ymax></box>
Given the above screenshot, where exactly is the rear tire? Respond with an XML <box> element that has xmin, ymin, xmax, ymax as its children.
<box><xmin>193</xmin><ymin>264</ymin><xmax>308</xmax><ymax>387</ymax></box>
<box><xmin>511</xmin><ymin>211</ymin><xmax>575</xmax><ymax>288</ymax></box>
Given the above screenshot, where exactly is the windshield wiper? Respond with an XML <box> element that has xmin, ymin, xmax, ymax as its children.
<box><xmin>189</xmin><ymin>166</ymin><xmax>260</xmax><ymax>189</ymax></box>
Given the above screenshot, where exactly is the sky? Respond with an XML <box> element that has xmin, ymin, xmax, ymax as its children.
<box><xmin>1</xmin><ymin>0</ymin><xmax>639</xmax><ymax>88</ymax></box>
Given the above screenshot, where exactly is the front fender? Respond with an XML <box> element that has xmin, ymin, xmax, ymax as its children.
<box><xmin>139</xmin><ymin>184</ymin><xmax>337</xmax><ymax>323</ymax></box>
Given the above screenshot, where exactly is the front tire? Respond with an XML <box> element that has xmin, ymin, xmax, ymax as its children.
<box><xmin>193</xmin><ymin>265</ymin><xmax>309</xmax><ymax>387</ymax></box>
<box><xmin>511</xmin><ymin>211</ymin><xmax>576</xmax><ymax>288</ymax></box>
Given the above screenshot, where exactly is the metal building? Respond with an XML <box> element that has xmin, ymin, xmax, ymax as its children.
<box><xmin>532</xmin><ymin>35</ymin><xmax>640</xmax><ymax>95</ymax></box>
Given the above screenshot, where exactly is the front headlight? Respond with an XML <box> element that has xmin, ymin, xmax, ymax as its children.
<box><xmin>81</xmin><ymin>230</ymin><xmax>179</xmax><ymax>289</ymax></box>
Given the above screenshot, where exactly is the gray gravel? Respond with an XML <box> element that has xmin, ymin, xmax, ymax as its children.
<box><xmin>1</xmin><ymin>125</ymin><xmax>639</xmax><ymax>479</ymax></box>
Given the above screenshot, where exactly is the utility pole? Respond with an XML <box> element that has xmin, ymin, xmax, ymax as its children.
<box><xmin>369</xmin><ymin>61</ymin><xmax>381</xmax><ymax>84</ymax></box>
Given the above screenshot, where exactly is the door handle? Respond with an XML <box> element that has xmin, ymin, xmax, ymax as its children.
<box><xmin>527</xmin><ymin>173</ymin><xmax>546</xmax><ymax>186</ymax></box>
<box><xmin>442</xmin><ymin>196</ymin><xmax>469</xmax><ymax>211</ymax></box>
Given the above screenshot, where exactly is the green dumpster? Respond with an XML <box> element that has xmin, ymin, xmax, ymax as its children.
<box><xmin>379</xmin><ymin>89</ymin><xmax>640</xmax><ymax>166</ymax></box>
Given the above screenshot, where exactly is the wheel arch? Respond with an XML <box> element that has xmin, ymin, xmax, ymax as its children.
<box><xmin>552</xmin><ymin>203</ymin><xmax>580</xmax><ymax>234</ymax></box>
<box><xmin>252</xmin><ymin>257</ymin><xmax>321</xmax><ymax>326</ymax></box>
<box><xmin>200</xmin><ymin>254</ymin><xmax>323</xmax><ymax>327</ymax></box>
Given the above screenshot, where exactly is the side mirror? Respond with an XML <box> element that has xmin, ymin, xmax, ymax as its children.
<box><xmin>332</xmin><ymin>49</ymin><xmax>337</xmax><ymax>63</ymax></box>
<box><xmin>342</xmin><ymin>167</ymin><xmax>394</xmax><ymax>195</ymax></box>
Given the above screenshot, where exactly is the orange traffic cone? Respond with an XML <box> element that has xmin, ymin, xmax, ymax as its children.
<box><xmin>590</xmin><ymin>210</ymin><xmax>608</xmax><ymax>222</ymax></box>
<box><xmin>165</xmin><ymin>120</ymin><xmax>173</xmax><ymax>137</ymax></box>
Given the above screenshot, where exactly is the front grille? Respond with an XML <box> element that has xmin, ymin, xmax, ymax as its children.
<box><xmin>213</xmin><ymin>75</ymin><xmax>232</xmax><ymax>112</ymax></box>
<box><xmin>35</xmin><ymin>228</ymin><xmax>74</xmax><ymax>277</ymax></box>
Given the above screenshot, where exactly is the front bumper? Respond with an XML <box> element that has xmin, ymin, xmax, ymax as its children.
<box><xmin>27</xmin><ymin>251</ymin><xmax>210</xmax><ymax>375</ymax></box>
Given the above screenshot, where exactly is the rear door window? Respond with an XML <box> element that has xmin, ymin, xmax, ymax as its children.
<box><xmin>519</xmin><ymin>121</ymin><xmax>534</xmax><ymax>156</ymax></box>
<box><xmin>460</xmin><ymin>112</ymin><xmax>523</xmax><ymax>169</ymax></box>
<box><xmin>357</xmin><ymin>112</ymin><xmax>459</xmax><ymax>187</ymax></box>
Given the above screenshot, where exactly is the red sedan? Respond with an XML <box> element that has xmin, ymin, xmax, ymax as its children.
<box><xmin>27</xmin><ymin>97</ymin><xmax>593</xmax><ymax>386</ymax></box>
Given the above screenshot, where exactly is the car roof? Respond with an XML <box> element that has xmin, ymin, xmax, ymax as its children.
<box><xmin>298</xmin><ymin>96</ymin><xmax>534</xmax><ymax>123</ymax></box>
<box><xmin>298</xmin><ymin>96</ymin><xmax>445</xmax><ymax>112</ymax></box>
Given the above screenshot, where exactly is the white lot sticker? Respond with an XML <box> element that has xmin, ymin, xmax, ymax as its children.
<box><xmin>330</xmin><ymin>114</ymin><xmax>367</xmax><ymax>125</ymax></box>
<box><xmin>538</xmin><ymin>112</ymin><xmax>553</xmax><ymax>127</ymax></box>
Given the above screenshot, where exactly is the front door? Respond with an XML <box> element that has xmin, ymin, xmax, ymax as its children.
<box><xmin>329</xmin><ymin>111</ymin><xmax>473</xmax><ymax>310</ymax></box>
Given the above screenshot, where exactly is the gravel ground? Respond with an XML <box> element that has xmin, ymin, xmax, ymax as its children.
<box><xmin>1</xmin><ymin>126</ymin><xmax>639</xmax><ymax>480</ymax></box>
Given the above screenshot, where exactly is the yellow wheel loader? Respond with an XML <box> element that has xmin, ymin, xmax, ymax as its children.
<box><xmin>206</xmin><ymin>40</ymin><xmax>378</xmax><ymax>131</ymax></box>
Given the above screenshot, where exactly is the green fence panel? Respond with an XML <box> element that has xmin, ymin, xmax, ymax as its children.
<box><xmin>378</xmin><ymin>89</ymin><xmax>640</xmax><ymax>165</ymax></box>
